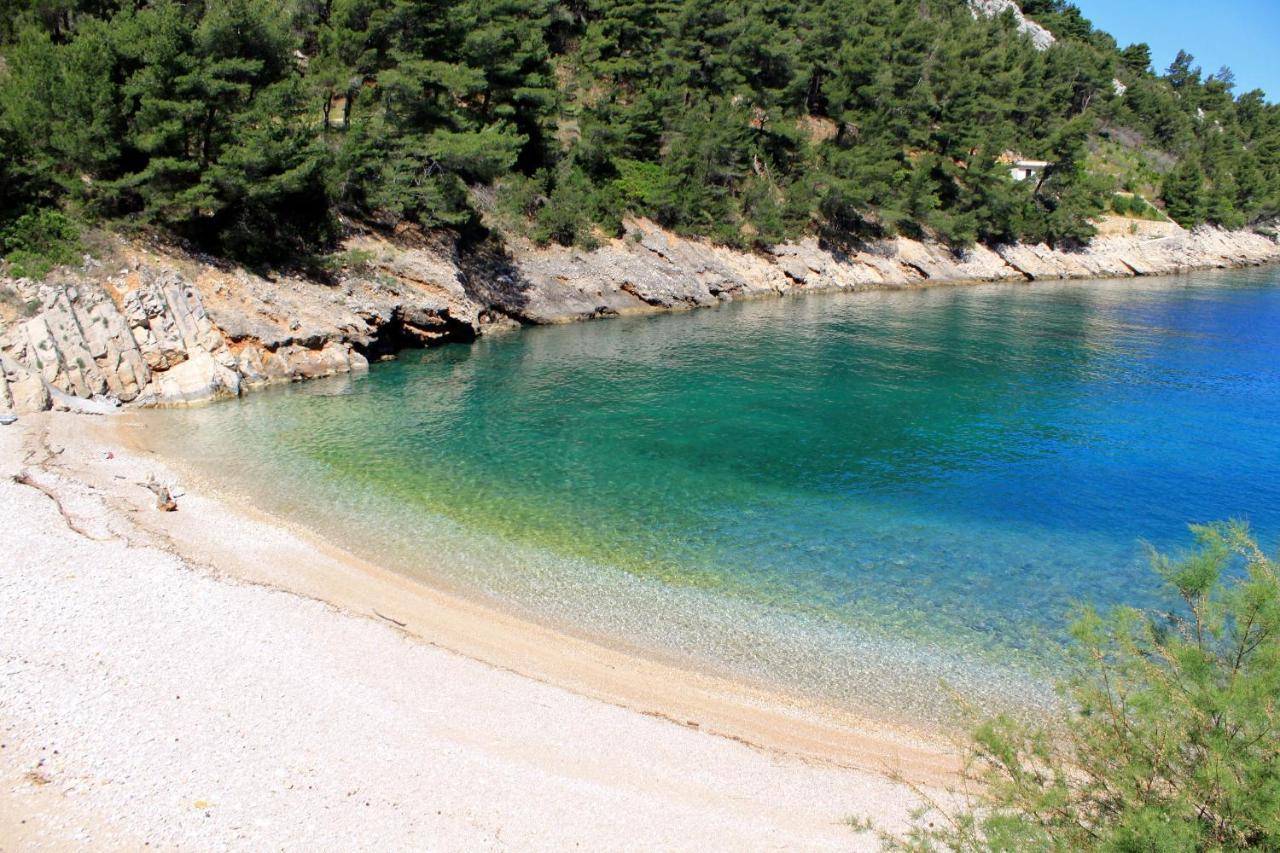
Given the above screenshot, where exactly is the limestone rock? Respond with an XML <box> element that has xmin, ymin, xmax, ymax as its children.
<box><xmin>383</xmin><ymin>246</ymin><xmax>481</xmax><ymax>330</ymax></box>
<box><xmin>889</xmin><ymin>238</ymin><xmax>1027</xmax><ymax>283</ymax></box>
<box><xmin>260</xmin><ymin>348</ymin><xmax>293</xmax><ymax>382</ymax></box>
<box><xmin>1</xmin><ymin>357</ymin><xmax>51</xmax><ymax>414</ymax></box>
<box><xmin>237</xmin><ymin>346</ymin><xmax>270</xmax><ymax>388</ymax></box>
<box><xmin>75</xmin><ymin>295</ymin><xmax>149</xmax><ymax>401</ymax></box>
<box><xmin>11</xmin><ymin>374</ymin><xmax>50</xmax><ymax>414</ymax></box>
<box><xmin>152</xmin><ymin>350</ymin><xmax>241</xmax><ymax>405</ymax></box>
<box><xmin>124</xmin><ymin>282</ymin><xmax>191</xmax><ymax>370</ymax></box>
<box><xmin>284</xmin><ymin>342</ymin><xmax>353</xmax><ymax>380</ymax></box>
<box><xmin>22</xmin><ymin>316</ymin><xmax>66</xmax><ymax>386</ymax></box>
<box><xmin>507</xmin><ymin>220</ymin><xmax>1280</xmax><ymax>324</ymax></box>
<box><xmin>49</xmin><ymin>386</ymin><xmax>120</xmax><ymax>415</ymax></box>
<box><xmin>1</xmin><ymin>219</ymin><xmax>1276</xmax><ymax>412</ymax></box>
<box><xmin>969</xmin><ymin>0</ymin><xmax>1055</xmax><ymax>51</ymax></box>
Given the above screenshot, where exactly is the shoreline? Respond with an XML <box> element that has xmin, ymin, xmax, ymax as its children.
<box><xmin>3</xmin><ymin>218</ymin><xmax>1278</xmax><ymax>416</ymax></box>
<box><xmin>1</xmin><ymin>409</ymin><xmax>962</xmax><ymax>845</ymax></box>
<box><xmin>9</xmin><ymin>266</ymin><xmax>1276</xmax><ymax>843</ymax></box>
<box><xmin>94</xmin><ymin>411</ymin><xmax>963</xmax><ymax>780</ymax></box>
<box><xmin>125</xmin><ymin>362</ymin><xmax>1065</xmax><ymax>734</ymax></box>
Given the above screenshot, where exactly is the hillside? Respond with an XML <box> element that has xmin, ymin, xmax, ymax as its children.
<box><xmin>1</xmin><ymin>0</ymin><xmax>1278</xmax><ymax>271</ymax></box>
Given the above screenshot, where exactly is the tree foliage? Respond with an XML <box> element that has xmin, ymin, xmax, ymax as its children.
<box><xmin>1</xmin><ymin>0</ymin><xmax>1278</xmax><ymax>262</ymax></box>
<box><xmin>881</xmin><ymin>522</ymin><xmax>1280</xmax><ymax>851</ymax></box>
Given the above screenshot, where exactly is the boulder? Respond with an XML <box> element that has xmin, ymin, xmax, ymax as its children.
<box><xmin>261</xmin><ymin>348</ymin><xmax>294</xmax><ymax>382</ymax></box>
<box><xmin>285</xmin><ymin>342</ymin><xmax>353</xmax><ymax>379</ymax></box>
<box><xmin>151</xmin><ymin>350</ymin><xmax>241</xmax><ymax>405</ymax></box>
<box><xmin>237</xmin><ymin>346</ymin><xmax>270</xmax><ymax>388</ymax></box>
<box><xmin>6</xmin><ymin>366</ymin><xmax>51</xmax><ymax>414</ymax></box>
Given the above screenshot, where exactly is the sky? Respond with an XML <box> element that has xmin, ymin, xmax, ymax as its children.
<box><xmin>1070</xmin><ymin>0</ymin><xmax>1280</xmax><ymax>102</ymax></box>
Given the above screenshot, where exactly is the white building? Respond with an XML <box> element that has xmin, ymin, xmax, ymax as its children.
<box><xmin>1009</xmin><ymin>160</ymin><xmax>1051</xmax><ymax>182</ymax></box>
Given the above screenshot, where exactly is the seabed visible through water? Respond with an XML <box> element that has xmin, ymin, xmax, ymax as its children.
<box><xmin>139</xmin><ymin>267</ymin><xmax>1280</xmax><ymax>726</ymax></box>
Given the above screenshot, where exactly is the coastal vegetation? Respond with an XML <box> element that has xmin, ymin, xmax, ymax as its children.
<box><xmin>876</xmin><ymin>522</ymin><xmax>1280</xmax><ymax>850</ymax></box>
<box><xmin>0</xmin><ymin>0</ymin><xmax>1278</xmax><ymax>268</ymax></box>
<box><xmin>0</xmin><ymin>207</ymin><xmax>83</xmax><ymax>278</ymax></box>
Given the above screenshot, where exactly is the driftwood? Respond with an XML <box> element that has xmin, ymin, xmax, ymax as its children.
<box><xmin>12</xmin><ymin>470</ymin><xmax>113</xmax><ymax>541</ymax></box>
<box><xmin>373</xmin><ymin>609</ymin><xmax>407</xmax><ymax>628</ymax></box>
<box><xmin>141</xmin><ymin>476</ymin><xmax>177</xmax><ymax>512</ymax></box>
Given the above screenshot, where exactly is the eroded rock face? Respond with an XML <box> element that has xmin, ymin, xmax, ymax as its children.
<box><xmin>509</xmin><ymin>221</ymin><xmax>1280</xmax><ymax>322</ymax></box>
<box><xmin>969</xmin><ymin>0</ymin><xmax>1055</xmax><ymax>51</ymax></box>
<box><xmin>0</xmin><ymin>354</ymin><xmax>52</xmax><ymax>415</ymax></box>
<box><xmin>5</xmin><ymin>280</ymin><xmax>146</xmax><ymax>407</ymax></box>
<box><xmin>995</xmin><ymin>227</ymin><xmax>1280</xmax><ymax>280</ymax></box>
<box><xmin>122</xmin><ymin>272</ymin><xmax>220</xmax><ymax>370</ymax></box>
<box><xmin>0</xmin><ymin>236</ymin><xmax>486</xmax><ymax>411</ymax></box>
<box><xmin>151</xmin><ymin>350</ymin><xmax>241</xmax><ymax>405</ymax></box>
<box><xmin>1</xmin><ymin>222</ymin><xmax>1277</xmax><ymax>413</ymax></box>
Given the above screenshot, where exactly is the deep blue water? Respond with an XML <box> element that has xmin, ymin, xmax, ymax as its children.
<box><xmin>140</xmin><ymin>267</ymin><xmax>1280</xmax><ymax>722</ymax></box>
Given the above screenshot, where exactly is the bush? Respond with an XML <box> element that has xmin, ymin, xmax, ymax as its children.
<box><xmin>532</xmin><ymin>165</ymin><xmax>607</xmax><ymax>250</ymax></box>
<box><xmin>320</xmin><ymin>247</ymin><xmax>376</xmax><ymax>274</ymax></box>
<box><xmin>610</xmin><ymin>159</ymin><xmax>680</xmax><ymax>222</ymax></box>
<box><xmin>0</xmin><ymin>208</ymin><xmax>83</xmax><ymax>279</ymax></box>
<box><xmin>1111</xmin><ymin>193</ymin><xmax>1166</xmax><ymax>222</ymax></box>
<box><xmin>877</xmin><ymin>522</ymin><xmax>1280</xmax><ymax>851</ymax></box>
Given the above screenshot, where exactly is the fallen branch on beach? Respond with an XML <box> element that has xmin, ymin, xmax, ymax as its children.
<box><xmin>373</xmin><ymin>609</ymin><xmax>407</xmax><ymax>628</ymax></box>
<box><xmin>140</xmin><ymin>476</ymin><xmax>178</xmax><ymax>512</ymax></box>
<box><xmin>12</xmin><ymin>470</ymin><xmax>114</xmax><ymax>542</ymax></box>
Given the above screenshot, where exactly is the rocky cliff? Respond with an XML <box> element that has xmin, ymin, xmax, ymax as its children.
<box><xmin>0</xmin><ymin>235</ymin><xmax>489</xmax><ymax>414</ymax></box>
<box><xmin>2</xmin><ymin>220</ymin><xmax>1278</xmax><ymax>414</ymax></box>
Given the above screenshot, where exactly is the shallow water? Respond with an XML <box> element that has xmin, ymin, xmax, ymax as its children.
<box><xmin>139</xmin><ymin>267</ymin><xmax>1280</xmax><ymax>724</ymax></box>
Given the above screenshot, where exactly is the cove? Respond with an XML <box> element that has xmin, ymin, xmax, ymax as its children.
<box><xmin>137</xmin><ymin>267</ymin><xmax>1280</xmax><ymax>725</ymax></box>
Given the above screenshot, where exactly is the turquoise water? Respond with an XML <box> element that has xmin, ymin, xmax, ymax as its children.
<box><xmin>140</xmin><ymin>268</ymin><xmax>1280</xmax><ymax>723</ymax></box>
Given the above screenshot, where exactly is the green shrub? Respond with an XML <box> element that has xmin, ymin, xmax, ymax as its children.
<box><xmin>610</xmin><ymin>159</ymin><xmax>680</xmax><ymax>221</ymax></box>
<box><xmin>321</xmin><ymin>247</ymin><xmax>376</xmax><ymax>274</ymax></box>
<box><xmin>876</xmin><ymin>522</ymin><xmax>1280</xmax><ymax>851</ymax></box>
<box><xmin>533</xmin><ymin>165</ymin><xmax>606</xmax><ymax>250</ymax></box>
<box><xmin>1</xmin><ymin>209</ymin><xmax>83</xmax><ymax>279</ymax></box>
<box><xmin>1111</xmin><ymin>193</ymin><xmax>1167</xmax><ymax>222</ymax></box>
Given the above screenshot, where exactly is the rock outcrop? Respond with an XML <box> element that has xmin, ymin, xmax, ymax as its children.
<box><xmin>970</xmin><ymin>0</ymin><xmax>1055</xmax><ymax>51</ymax></box>
<box><xmin>0</xmin><ymin>238</ymin><xmax>485</xmax><ymax>412</ymax></box>
<box><xmin>506</xmin><ymin>220</ymin><xmax>1280</xmax><ymax>324</ymax></box>
<box><xmin>1</xmin><ymin>220</ymin><xmax>1277</xmax><ymax>413</ymax></box>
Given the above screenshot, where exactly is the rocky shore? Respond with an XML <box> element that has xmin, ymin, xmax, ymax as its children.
<box><xmin>2</xmin><ymin>219</ymin><xmax>1277</xmax><ymax>412</ymax></box>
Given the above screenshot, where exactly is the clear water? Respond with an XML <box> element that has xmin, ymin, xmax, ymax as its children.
<box><xmin>138</xmin><ymin>268</ymin><xmax>1280</xmax><ymax>724</ymax></box>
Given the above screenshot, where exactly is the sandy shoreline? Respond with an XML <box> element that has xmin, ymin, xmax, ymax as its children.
<box><xmin>1</xmin><ymin>411</ymin><xmax>960</xmax><ymax>848</ymax></box>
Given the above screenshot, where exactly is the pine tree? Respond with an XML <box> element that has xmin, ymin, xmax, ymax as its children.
<box><xmin>1163</xmin><ymin>156</ymin><xmax>1206</xmax><ymax>226</ymax></box>
<box><xmin>2</xmin><ymin>0</ymin><xmax>1279</xmax><ymax>260</ymax></box>
<box><xmin>1119</xmin><ymin>42</ymin><xmax>1151</xmax><ymax>76</ymax></box>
